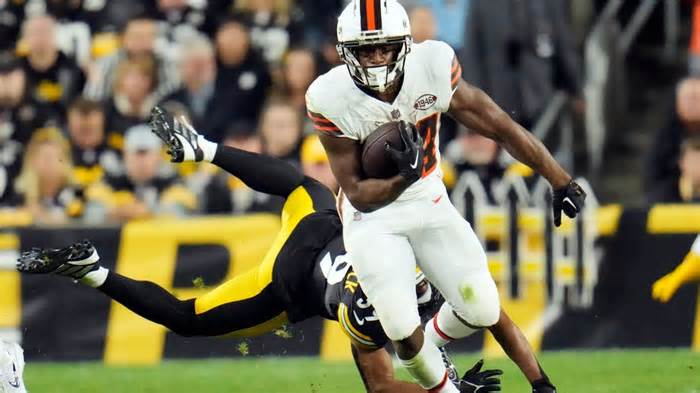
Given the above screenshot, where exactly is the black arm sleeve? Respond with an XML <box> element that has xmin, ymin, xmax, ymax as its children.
<box><xmin>211</xmin><ymin>145</ymin><xmax>305</xmax><ymax>198</ymax></box>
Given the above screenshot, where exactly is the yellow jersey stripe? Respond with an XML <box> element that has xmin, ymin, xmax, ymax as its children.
<box><xmin>338</xmin><ymin>304</ymin><xmax>376</xmax><ymax>347</ymax></box>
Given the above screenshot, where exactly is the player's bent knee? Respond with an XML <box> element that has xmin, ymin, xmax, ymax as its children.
<box><xmin>452</xmin><ymin>275</ymin><xmax>501</xmax><ymax>328</ymax></box>
<box><xmin>382</xmin><ymin>317</ymin><xmax>421</xmax><ymax>342</ymax></box>
<box><xmin>474</xmin><ymin>299</ymin><xmax>501</xmax><ymax>327</ymax></box>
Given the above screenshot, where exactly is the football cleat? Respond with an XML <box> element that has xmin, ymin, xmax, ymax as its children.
<box><xmin>0</xmin><ymin>341</ymin><xmax>26</xmax><ymax>393</ymax></box>
<box><xmin>439</xmin><ymin>347</ymin><xmax>460</xmax><ymax>387</ymax></box>
<box><xmin>16</xmin><ymin>240</ymin><xmax>100</xmax><ymax>280</ymax></box>
<box><xmin>149</xmin><ymin>106</ymin><xmax>204</xmax><ymax>162</ymax></box>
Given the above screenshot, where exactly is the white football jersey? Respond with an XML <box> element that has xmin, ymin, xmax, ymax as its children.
<box><xmin>306</xmin><ymin>40</ymin><xmax>461</xmax><ymax>196</ymax></box>
<box><xmin>692</xmin><ymin>235</ymin><xmax>700</xmax><ymax>255</ymax></box>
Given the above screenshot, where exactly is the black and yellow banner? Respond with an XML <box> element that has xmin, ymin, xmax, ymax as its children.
<box><xmin>1</xmin><ymin>206</ymin><xmax>699</xmax><ymax>364</ymax></box>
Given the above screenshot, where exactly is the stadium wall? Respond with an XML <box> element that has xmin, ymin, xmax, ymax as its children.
<box><xmin>0</xmin><ymin>205</ymin><xmax>699</xmax><ymax>364</ymax></box>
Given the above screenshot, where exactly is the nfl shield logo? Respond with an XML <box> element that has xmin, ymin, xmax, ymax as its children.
<box><xmin>353</xmin><ymin>211</ymin><xmax>362</xmax><ymax>221</ymax></box>
<box><xmin>391</xmin><ymin>109</ymin><xmax>401</xmax><ymax>119</ymax></box>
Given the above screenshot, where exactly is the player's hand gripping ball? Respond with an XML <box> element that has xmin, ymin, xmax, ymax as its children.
<box><xmin>386</xmin><ymin>121</ymin><xmax>424</xmax><ymax>183</ymax></box>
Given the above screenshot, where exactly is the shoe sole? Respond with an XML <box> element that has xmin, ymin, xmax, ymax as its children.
<box><xmin>69</xmin><ymin>248</ymin><xmax>100</xmax><ymax>266</ymax></box>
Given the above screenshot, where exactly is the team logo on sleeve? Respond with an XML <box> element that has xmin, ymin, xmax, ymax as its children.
<box><xmin>414</xmin><ymin>94</ymin><xmax>437</xmax><ymax>110</ymax></box>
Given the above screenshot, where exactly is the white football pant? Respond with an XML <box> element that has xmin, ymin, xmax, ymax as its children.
<box><xmin>341</xmin><ymin>176</ymin><xmax>500</xmax><ymax>341</ymax></box>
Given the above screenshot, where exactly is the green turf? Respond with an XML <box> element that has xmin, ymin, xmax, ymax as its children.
<box><xmin>24</xmin><ymin>349</ymin><xmax>700</xmax><ymax>392</ymax></box>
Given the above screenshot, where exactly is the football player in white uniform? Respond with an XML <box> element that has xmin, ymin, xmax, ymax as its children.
<box><xmin>306</xmin><ymin>1</ymin><xmax>585</xmax><ymax>392</ymax></box>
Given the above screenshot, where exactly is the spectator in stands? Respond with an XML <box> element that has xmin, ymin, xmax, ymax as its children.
<box><xmin>104</xmin><ymin>56</ymin><xmax>159</xmax><ymax>151</ymax></box>
<box><xmin>409</xmin><ymin>6</ymin><xmax>437</xmax><ymax>44</ymax></box>
<box><xmin>233</xmin><ymin>0</ymin><xmax>302</xmax><ymax>65</ymax></box>
<box><xmin>296</xmin><ymin>0</ymin><xmax>343</xmax><ymax>49</ymax></box>
<box><xmin>202</xmin><ymin>121</ymin><xmax>282</xmax><ymax>214</ymax></box>
<box><xmin>39</xmin><ymin>0</ymin><xmax>97</xmax><ymax>24</ymax></box>
<box><xmin>0</xmin><ymin>53</ymin><xmax>62</xmax><ymax>144</ymax></box>
<box><xmin>280</xmin><ymin>47</ymin><xmax>317</xmax><ymax>114</ymax></box>
<box><xmin>84</xmin><ymin>17</ymin><xmax>179</xmax><ymax>102</ymax></box>
<box><xmin>300</xmin><ymin>134</ymin><xmax>338</xmax><ymax>193</ymax></box>
<box><xmin>318</xmin><ymin>33</ymin><xmax>342</xmax><ymax>73</ymax></box>
<box><xmin>259</xmin><ymin>100</ymin><xmax>303</xmax><ymax>165</ymax></box>
<box><xmin>59</xmin><ymin>0</ymin><xmax>155</xmax><ymax>35</ymax></box>
<box><xmin>689</xmin><ymin>0</ymin><xmax>700</xmax><ymax>75</ymax></box>
<box><xmin>86</xmin><ymin>124</ymin><xmax>195</xmax><ymax>223</ymax></box>
<box><xmin>12</xmin><ymin>128</ymin><xmax>85</xmax><ymax>225</ymax></box>
<box><xmin>0</xmin><ymin>53</ymin><xmax>62</xmax><ymax>204</ymax></box>
<box><xmin>422</xmin><ymin>0</ymin><xmax>469</xmax><ymax>52</ymax></box>
<box><xmin>20</xmin><ymin>14</ymin><xmax>85</xmax><ymax>116</ymax></box>
<box><xmin>161</xmin><ymin>34</ymin><xmax>239</xmax><ymax>142</ymax></box>
<box><xmin>463</xmin><ymin>0</ymin><xmax>582</xmax><ymax>128</ymax></box>
<box><xmin>68</xmin><ymin>98</ymin><xmax>123</xmax><ymax>188</ymax></box>
<box><xmin>153</xmin><ymin>0</ymin><xmax>213</xmax><ymax>41</ymax></box>
<box><xmin>645</xmin><ymin>78</ymin><xmax>700</xmax><ymax>203</ymax></box>
<box><xmin>214</xmin><ymin>16</ymin><xmax>271</xmax><ymax>127</ymax></box>
<box><xmin>445</xmin><ymin>126</ymin><xmax>505</xmax><ymax>204</ymax></box>
<box><xmin>679</xmin><ymin>136</ymin><xmax>700</xmax><ymax>202</ymax></box>
<box><xmin>0</xmin><ymin>2</ymin><xmax>24</xmax><ymax>51</ymax></box>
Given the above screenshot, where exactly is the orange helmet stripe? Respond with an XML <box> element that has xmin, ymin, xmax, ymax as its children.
<box><xmin>360</xmin><ymin>0</ymin><xmax>382</xmax><ymax>31</ymax></box>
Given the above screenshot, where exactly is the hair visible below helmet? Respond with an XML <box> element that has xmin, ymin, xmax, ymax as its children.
<box><xmin>336</xmin><ymin>0</ymin><xmax>412</xmax><ymax>92</ymax></box>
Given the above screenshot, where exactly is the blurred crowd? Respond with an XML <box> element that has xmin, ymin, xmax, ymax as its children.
<box><xmin>0</xmin><ymin>0</ymin><xmax>697</xmax><ymax>226</ymax></box>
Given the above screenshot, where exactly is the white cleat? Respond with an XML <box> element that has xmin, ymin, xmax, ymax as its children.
<box><xmin>0</xmin><ymin>341</ymin><xmax>26</xmax><ymax>393</ymax></box>
<box><xmin>149</xmin><ymin>106</ymin><xmax>205</xmax><ymax>162</ymax></box>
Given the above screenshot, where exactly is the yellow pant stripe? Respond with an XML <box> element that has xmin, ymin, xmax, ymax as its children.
<box><xmin>195</xmin><ymin>185</ymin><xmax>316</xmax><ymax>314</ymax></box>
<box><xmin>338</xmin><ymin>304</ymin><xmax>375</xmax><ymax>348</ymax></box>
<box><xmin>224</xmin><ymin>312</ymin><xmax>289</xmax><ymax>338</ymax></box>
<box><xmin>195</xmin><ymin>269</ymin><xmax>263</xmax><ymax>314</ymax></box>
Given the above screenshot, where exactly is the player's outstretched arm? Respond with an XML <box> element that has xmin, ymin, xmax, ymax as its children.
<box><xmin>318</xmin><ymin>132</ymin><xmax>415</xmax><ymax>212</ymax></box>
<box><xmin>149</xmin><ymin>106</ymin><xmax>304</xmax><ymax>199</ymax></box>
<box><xmin>352</xmin><ymin>345</ymin><xmax>427</xmax><ymax>393</ymax></box>
<box><xmin>652</xmin><ymin>236</ymin><xmax>700</xmax><ymax>303</ymax></box>
<box><xmin>488</xmin><ymin>310</ymin><xmax>556</xmax><ymax>392</ymax></box>
<box><xmin>447</xmin><ymin>80</ymin><xmax>586</xmax><ymax>226</ymax></box>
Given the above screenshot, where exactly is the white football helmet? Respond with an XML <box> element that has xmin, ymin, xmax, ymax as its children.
<box><xmin>336</xmin><ymin>0</ymin><xmax>412</xmax><ymax>92</ymax></box>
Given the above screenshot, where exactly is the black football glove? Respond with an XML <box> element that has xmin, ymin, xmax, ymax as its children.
<box><xmin>532</xmin><ymin>378</ymin><xmax>557</xmax><ymax>393</ymax></box>
<box><xmin>384</xmin><ymin>120</ymin><xmax>424</xmax><ymax>184</ymax></box>
<box><xmin>551</xmin><ymin>180</ymin><xmax>586</xmax><ymax>227</ymax></box>
<box><xmin>458</xmin><ymin>359</ymin><xmax>502</xmax><ymax>393</ymax></box>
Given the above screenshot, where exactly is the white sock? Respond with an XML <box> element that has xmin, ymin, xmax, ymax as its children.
<box><xmin>426</xmin><ymin>303</ymin><xmax>479</xmax><ymax>348</ymax></box>
<box><xmin>399</xmin><ymin>340</ymin><xmax>458</xmax><ymax>392</ymax></box>
<box><xmin>198</xmin><ymin>135</ymin><xmax>217</xmax><ymax>162</ymax></box>
<box><xmin>79</xmin><ymin>267</ymin><xmax>109</xmax><ymax>288</ymax></box>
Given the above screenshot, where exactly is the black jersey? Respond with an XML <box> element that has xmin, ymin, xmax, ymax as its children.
<box><xmin>272</xmin><ymin>206</ymin><xmax>444</xmax><ymax>348</ymax></box>
<box><xmin>270</xmin><ymin>207</ymin><xmax>392</xmax><ymax>347</ymax></box>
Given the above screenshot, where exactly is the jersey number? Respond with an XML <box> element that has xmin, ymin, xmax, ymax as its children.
<box><xmin>320</xmin><ymin>252</ymin><xmax>351</xmax><ymax>285</ymax></box>
<box><xmin>416</xmin><ymin>113</ymin><xmax>440</xmax><ymax>178</ymax></box>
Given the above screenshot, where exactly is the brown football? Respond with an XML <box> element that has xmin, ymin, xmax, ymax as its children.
<box><xmin>361</xmin><ymin>121</ymin><xmax>403</xmax><ymax>179</ymax></box>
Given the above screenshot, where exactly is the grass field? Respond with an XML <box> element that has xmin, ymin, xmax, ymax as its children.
<box><xmin>24</xmin><ymin>349</ymin><xmax>699</xmax><ymax>392</ymax></box>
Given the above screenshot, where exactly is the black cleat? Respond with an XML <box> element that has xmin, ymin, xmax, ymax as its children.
<box><xmin>16</xmin><ymin>240</ymin><xmax>100</xmax><ymax>280</ymax></box>
<box><xmin>149</xmin><ymin>106</ymin><xmax>204</xmax><ymax>162</ymax></box>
